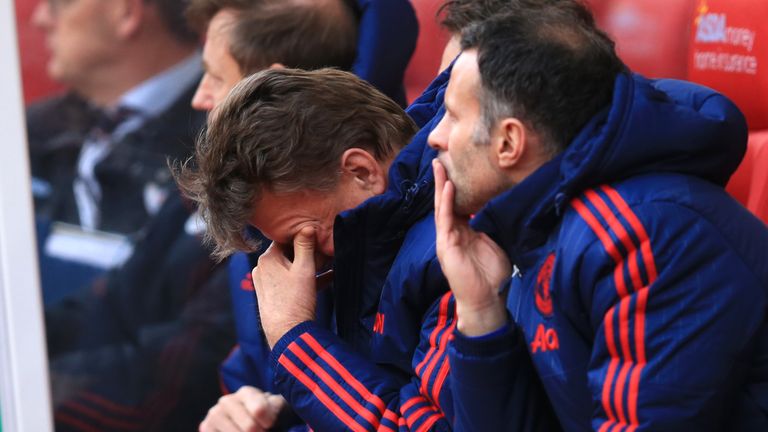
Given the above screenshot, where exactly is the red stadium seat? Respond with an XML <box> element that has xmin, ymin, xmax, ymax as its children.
<box><xmin>598</xmin><ymin>0</ymin><xmax>696</xmax><ymax>79</ymax></box>
<box><xmin>746</xmin><ymin>131</ymin><xmax>768</xmax><ymax>223</ymax></box>
<box><xmin>686</xmin><ymin>0</ymin><xmax>768</xmax><ymax>130</ymax></box>
<box><xmin>583</xmin><ymin>0</ymin><xmax>610</xmax><ymax>28</ymax></box>
<box><xmin>726</xmin><ymin>131</ymin><xmax>767</xmax><ymax>206</ymax></box>
<box><xmin>403</xmin><ymin>0</ymin><xmax>450</xmax><ymax>104</ymax></box>
<box><xmin>15</xmin><ymin>0</ymin><xmax>64</xmax><ymax>103</ymax></box>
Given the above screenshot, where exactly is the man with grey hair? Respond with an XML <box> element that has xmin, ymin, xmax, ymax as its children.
<box><xmin>182</xmin><ymin>0</ymin><xmax>417</xmax><ymax>429</ymax></box>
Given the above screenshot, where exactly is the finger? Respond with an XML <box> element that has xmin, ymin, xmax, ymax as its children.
<box><xmin>259</xmin><ymin>394</ymin><xmax>287</xmax><ymax>429</ymax></box>
<box><xmin>253</xmin><ymin>242</ymin><xmax>277</xmax><ymax>276</ymax></box>
<box><xmin>199</xmin><ymin>403</ymin><xmax>242</xmax><ymax>432</ymax></box>
<box><xmin>229</xmin><ymin>405</ymin><xmax>260</xmax><ymax>432</ymax></box>
<box><xmin>266</xmin><ymin>394</ymin><xmax>286</xmax><ymax>412</ymax></box>
<box><xmin>252</xmin><ymin>242</ymin><xmax>289</xmax><ymax>285</ymax></box>
<box><xmin>220</xmin><ymin>391</ymin><xmax>263</xmax><ymax>432</ymax></box>
<box><xmin>292</xmin><ymin>226</ymin><xmax>317</xmax><ymax>271</ymax></box>
<box><xmin>436</xmin><ymin>176</ymin><xmax>457</xmax><ymax>239</ymax></box>
<box><xmin>259</xmin><ymin>241</ymin><xmax>291</xmax><ymax>266</ymax></box>
<box><xmin>243</xmin><ymin>392</ymin><xmax>278</xmax><ymax>430</ymax></box>
<box><xmin>432</xmin><ymin>159</ymin><xmax>445</xmax><ymax>220</ymax></box>
<box><xmin>238</xmin><ymin>386</ymin><xmax>268</xmax><ymax>413</ymax></box>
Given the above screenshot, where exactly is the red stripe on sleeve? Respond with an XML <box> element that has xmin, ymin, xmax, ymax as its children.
<box><xmin>612</xmin><ymin>295</ymin><xmax>636</xmax><ymax>426</ymax></box>
<box><xmin>299</xmin><ymin>333</ymin><xmax>387</xmax><ymax>415</ymax></box>
<box><xmin>601</xmin><ymin>307</ymin><xmax>620</xmax><ymax>425</ymax></box>
<box><xmin>572</xmin><ymin>198</ymin><xmax>629</xmax><ymax>298</ymax></box>
<box><xmin>407</xmin><ymin>406</ymin><xmax>435</xmax><ymax>424</ymax></box>
<box><xmin>383</xmin><ymin>409</ymin><xmax>399</xmax><ymax>423</ymax></box>
<box><xmin>416</xmin><ymin>413</ymin><xmax>443</xmax><ymax>432</ymax></box>
<box><xmin>627</xmin><ymin>286</ymin><xmax>650</xmax><ymax>426</ymax></box>
<box><xmin>278</xmin><ymin>354</ymin><xmax>367</xmax><ymax>432</ymax></box>
<box><xmin>400</xmin><ymin>396</ymin><xmax>425</xmax><ymax>413</ymax></box>
<box><xmin>585</xmin><ymin>190</ymin><xmax>644</xmax><ymax>290</ymax></box>
<box><xmin>612</xmin><ymin>365</ymin><xmax>632</xmax><ymax>429</ymax></box>
<box><xmin>600</xmin><ymin>185</ymin><xmax>659</xmax><ymax>429</ymax></box>
<box><xmin>571</xmin><ymin>198</ymin><xmax>624</xmax><ymax>263</ymax></box>
<box><xmin>377</xmin><ymin>424</ymin><xmax>397</xmax><ymax>432</ymax></box>
<box><xmin>601</xmin><ymin>186</ymin><xmax>658</xmax><ymax>280</ymax></box>
<box><xmin>287</xmin><ymin>342</ymin><xmax>382</xmax><ymax>429</ymax></box>
<box><xmin>431</xmin><ymin>350</ymin><xmax>452</xmax><ymax>406</ymax></box>
<box><xmin>420</xmin><ymin>315</ymin><xmax>456</xmax><ymax>401</ymax></box>
<box><xmin>405</xmin><ymin>405</ymin><xmax>443</xmax><ymax>430</ymax></box>
<box><xmin>377</xmin><ymin>409</ymin><xmax>400</xmax><ymax>432</ymax></box>
<box><xmin>415</xmin><ymin>292</ymin><xmax>453</xmax><ymax>376</ymax></box>
<box><xmin>597</xmin><ymin>421</ymin><xmax>614</xmax><ymax>432</ymax></box>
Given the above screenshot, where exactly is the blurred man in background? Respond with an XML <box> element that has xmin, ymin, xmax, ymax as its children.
<box><xmin>25</xmin><ymin>0</ymin><xmax>228</xmax><ymax>430</ymax></box>
<box><xmin>28</xmin><ymin>0</ymin><xmax>203</xmax><ymax>235</ymax></box>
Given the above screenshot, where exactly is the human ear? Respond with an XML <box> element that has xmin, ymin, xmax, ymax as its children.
<box><xmin>113</xmin><ymin>0</ymin><xmax>144</xmax><ymax>39</ymax></box>
<box><xmin>268</xmin><ymin>63</ymin><xmax>286</xmax><ymax>70</ymax></box>
<box><xmin>494</xmin><ymin>118</ymin><xmax>526</xmax><ymax>169</ymax></box>
<box><xmin>340</xmin><ymin>148</ymin><xmax>388</xmax><ymax>195</ymax></box>
<box><xmin>439</xmin><ymin>35</ymin><xmax>461</xmax><ymax>72</ymax></box>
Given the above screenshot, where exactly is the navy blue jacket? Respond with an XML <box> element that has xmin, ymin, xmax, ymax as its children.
<box><xmin>452</xmin><ymin>73</ymin><xmax>768</xmax><ymax>431</ymax></box>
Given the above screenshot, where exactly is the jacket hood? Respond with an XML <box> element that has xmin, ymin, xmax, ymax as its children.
<box><xmin>338</xmin><ymin>66</ymin><xmax>450</xmax><ymax>231</ymax></box>
<box><xmin>387</xmin><ymin>65</ymin><xmax>451</xmax><ymax>197</ymax></box>
<box><xmin>560</xmin><ymin>72</ymin><xmax>746</xmax><ymax>200</ymax></box>
<box><xmin>473</xmin><ymin>72</ymin><xmax>748</xmax><ymax>257</ymax></box>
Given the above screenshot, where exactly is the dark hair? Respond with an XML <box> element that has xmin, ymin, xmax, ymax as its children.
<box><xmin>461</xmin><ymin>1</ymin><xmax>624</xmax><ymax>154</ymax></box>
<box><xmin>151</xmin><ymin>0</ymin><xmax>199</xmax><ymax>44</ymax></box>
<box><xmin>186</xmin><ymin>0</ymin><xmax>358</xmax><ymax>74</ymax></box>
<box><xmin>438</xmin><ymin>0</ymin><xmax>510</xmax><ymax>33</ymax></box>
<box><xmin>175</xmin><ymin>68</ymin><xmax>417</xmax><ymax>259</ymax></box>
<box><xmin>438</xmin><ymin>0</ymin><xmax>592</xmax><ymax>33</ymax></box>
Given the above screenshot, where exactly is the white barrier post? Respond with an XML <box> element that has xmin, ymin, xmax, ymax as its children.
<box><xmin>0</xmin><ymin>1</ymin><xmax>54</xmax><ymax>431</ymax></box>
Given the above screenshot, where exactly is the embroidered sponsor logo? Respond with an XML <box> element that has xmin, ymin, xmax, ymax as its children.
<box><xmin>373</xmin><ymin>312</ymin><xmax>385</xmax><ymax>335</ymax></box>
<box><xmin>535</xmin><ymin>253</ymin><xmax>556</xmax><ymax>317</ymax></box>
<box><xmin>530</xmin><ymin>323</ymin><xmax>560</xmax><ymax>353</ymax></box>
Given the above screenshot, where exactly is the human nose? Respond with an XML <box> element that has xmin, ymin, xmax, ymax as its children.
<box><xmin>191</xmin><ymin>75</ymin><xmax>214</xmax><ymax>112</ymax></box>
<box><xmin>428</xmin><ymin>113</ymin><xmax>449</xmax><ymax>151</ymax></box>
<box><xmin>31</xmin><ymin>0</ymin><xmax>53</xmax><ymax>30</ymax></box>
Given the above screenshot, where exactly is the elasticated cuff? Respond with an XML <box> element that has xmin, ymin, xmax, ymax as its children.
<box><xmin>269</xmin><ymin>320</ymin><xmax>316</xmax><ymax>373</ymax></box>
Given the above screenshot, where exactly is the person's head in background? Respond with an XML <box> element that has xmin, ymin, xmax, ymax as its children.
<box><xmin>437</xmin><ymin>0</ymin><xmax>510</xmax><ymax>71</ymax></box>
<box><xmin>176</xmin><ymin>68</ymin><xmax>417</xmax><ymax>262</ymax></box>
<box><xmin>186</xmin><ymin>0</ymin><xmax>358</xmax><ymax>112</ymax></box>
<box><xmin>436</xmin><ymin>0</ymin><xmax>598</xmax><ymax>71</ymax></box>
<box><xmin>32</xmin><ymin>0</ymin><xmax>199</xmax><ymax>106</ymax></box>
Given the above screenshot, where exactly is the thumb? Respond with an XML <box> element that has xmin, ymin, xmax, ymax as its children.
<box><xmin>292</xmin><ymin>226</ymin><xmax>317</xmax><ymax>269</ymax></box>
<box><xmin>266</xmin><ymin>394</ymin><xmax>286</xmax><ymax>412</ymax></box>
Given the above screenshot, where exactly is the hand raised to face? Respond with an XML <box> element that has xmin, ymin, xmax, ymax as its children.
<box><xmin>252</xmin><ymin>226</ymin><xmax>319</xmax><ymax>348</ymax></box>
<box><xmin>433</xmin><ymin>158</ymin><xmax>511</xmax><ymax>337</ymax></box>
